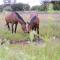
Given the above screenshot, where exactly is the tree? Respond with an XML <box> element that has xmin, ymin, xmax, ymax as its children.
<box><xmin>23</xmin><ymin>4</ymin><xmax>30</xmax><ymax>10</ymax></box>
<box><xmin>53</xmin><ymin>2</ymin><xmax>60</xmax><ymax>10</ymax></box>
<box><xmin>11</xmin><ymin>3</ymin><xmax>30</xmax><ymax>11</ymax></box>
<box><xmin>31</xmin><ymin>4</ymin><xmax>47</xmax><ymax>11</ymax></box>
<box><xmin>31</xmin><ymin>6</ymin><xmax>39</xmax><ymax>11</ymax></box>
<box><xmin>11</xmin><ymin>3</ymin><xmax>24</xmax><ymax>11</ymax></box>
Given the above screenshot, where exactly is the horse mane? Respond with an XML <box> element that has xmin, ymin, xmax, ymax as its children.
<box><xmin>30</xmin><ymin>16</ymin><xmax>36</xmax><ymax>24</ymax></box>
<box><xmin>14</xmin><ymin>12</ymin><xmax>26</xmax><ymax>24</ymax></box>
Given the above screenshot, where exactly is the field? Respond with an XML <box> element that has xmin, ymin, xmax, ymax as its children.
<box><xmin>0</xmin><ymin>11</ymin><xmax>60</xmax><ymax>60</ymax></box>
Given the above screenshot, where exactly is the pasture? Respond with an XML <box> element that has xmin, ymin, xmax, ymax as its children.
<box><xmin>0</xmin><ymin>11</ymin><xmax>60</xmax><ymax>60</ymax></box>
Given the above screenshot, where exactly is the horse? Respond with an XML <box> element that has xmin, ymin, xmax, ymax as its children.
<box><xmin>26</xmin><ymin>16</ymin><xmax>39</xmax><ymax>35</ymax></box>
<box><xmin>5</xmin><ymin>12</ymin><xmax>26</xmax><ymax>33</ymax></box>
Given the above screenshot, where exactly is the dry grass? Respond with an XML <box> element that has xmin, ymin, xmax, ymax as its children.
<box><xmin>0</xmin><ymin>12</ymin><xmax>60</xmax><ymax>30</ymax></box>
<box><xmin>0</xmin><ymin>11</ymin><xmax>60</xmax><ymax>60</ymax></box>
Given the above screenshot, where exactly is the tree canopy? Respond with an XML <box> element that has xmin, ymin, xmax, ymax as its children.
<box><xmin>11</xmin><ymin>3</ymin><xmax>30</xmax><ymax>11</ymax></box>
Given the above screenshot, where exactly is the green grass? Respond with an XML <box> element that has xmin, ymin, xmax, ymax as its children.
<box><xmin>40</xmin><ymin>20</ymin><xmax>60</xmax><ymax>41</ymax></box>
<box><xmin>0</xmin><ymin>29</ymin><xmax>29</xmax><ymax>40</ymax></box>
<box><xmin>0</xmin><ymin>39</ymin><xmax>60</xmax><ymax>60</ymax></box>
<box><xmin>0</xmin><ymin>22</ymin><xmax>60</xmax><ymax>60</ymax></box>
<box><xmin>0</xmin><ymin>12</ymin><xmax>60</xmax><ymax>60</ymax></box>
<box><xmin>47</xmin><ymin>10</ymin><xmax>60</xmax><ymax>14</ymax></box>
<box><xmin>0</xmin><ymin>20</ymin><xmax>60</xmax><ymax>42</ymax></box>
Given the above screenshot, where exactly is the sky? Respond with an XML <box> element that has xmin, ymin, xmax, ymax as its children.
<box><xmin>16</xmin><ymin>0</ymin><xmax>42</xmax><ymax>7</ymax></box>
<box><xmin>0</xmin><ymin>0</ymin><xmax>44</xmax><ymax>7</ymax></box>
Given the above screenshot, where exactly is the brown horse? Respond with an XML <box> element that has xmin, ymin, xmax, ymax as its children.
<box><xmin>5</xmin><ymin>12</ymin><xmax>26</xmax><ymax>33</ymax></box>
<box><xmin>26</xmin><ymin>16</ymin><xmax>39</xmax><ymax>35</ymax></box>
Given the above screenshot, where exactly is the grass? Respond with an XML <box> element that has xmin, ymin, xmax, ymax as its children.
<box><xmin>0</xmin><ymin>20</ymin><xmax>60</xmax><ymax>42</ymax></box>
<box><xmin>0</xmin><ymin>21</ymin><xmax>60</xmax><ymax>60</ymax></box>
<box><xmin>0</xmin><ymin>29</ymin><xmax>29</xmax><ymax>40</ymax></box>
<box><xmin>39</xmin><ymin>15</ymin><xmax>60</xmax><ymax>41</ymax></box>
<box><xmin>0</xmin><ymin>12</ymin><xmax>60</xmax><ymax>60</ymax></box>
<box><xmin>47</xmin><ymin>10</ymin><xmax>60</xmax><ymax>14</ymax></box>
<box><xmin>0</xmin><ymin>39</ymin><xmax>60</xmax><ymax>60</ymax></box>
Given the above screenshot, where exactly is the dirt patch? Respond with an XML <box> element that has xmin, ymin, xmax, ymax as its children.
<box><xmin>9</xmin><ymin>37</ymin><xmax>45</xmax><ymax>45</ymax></box>
<box><xmin>10</xmin><ymin>40</ymin><xmax>31</xmax><ymax>45</ymax></box>
<box><xmin>0</xmin><ymin>37</ymin><xmax>45</xmax><ymax>46</ymax></box>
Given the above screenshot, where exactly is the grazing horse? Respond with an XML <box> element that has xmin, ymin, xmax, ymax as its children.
<box><xmin>5</xmin><ymin>12</ymin><xmax>26</xmax><ymax>33</ymax></box>
<box><xmin>26</xmin><ymin>16</ymin><xmax>39</xmax><ymax>35</ymax></box>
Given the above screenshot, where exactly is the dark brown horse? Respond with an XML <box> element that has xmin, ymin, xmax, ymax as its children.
<box><xmin>5</xmin><ymin>12</ymin><xmax>26</xmax><ymax>33</ymax></box>
<box><xmin>26</xmin><ymin>16</ymin><xmax>39</xmax><ymax>35</ymax></box>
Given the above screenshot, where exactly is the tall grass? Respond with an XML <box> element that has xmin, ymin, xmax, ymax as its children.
<box><xmin>0</xmin><ymin>39</ymin><xmax>60</xmax><ymax>60</ymax></box>
<box><xmin>0</xmin><ymin>11</ymin><xmax>60</xmax><ymax>60</ymax></box>
<box><xmin>0</xmin><ymin>29</ymin><xmax>29</xmax><ymax>40</ymax></box>
<box><xmin>0</xmin><ymin>20</ymin><xmax>60</xmax><ymax>42</ymax></box>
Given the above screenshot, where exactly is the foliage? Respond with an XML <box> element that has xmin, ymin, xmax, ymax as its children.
<box><xmin>32</xmin><ymin>1</ymin><xmax>60</xmax><ymax>11</ymax></box>
<box><xmin>0</xmin><ymin>29</ymin><xmax>29</xmax><ymax>40</ymax></box>
<box><xmin>0</xmin><ymin>20</ymin><xmax>60</xmax><ymax>42</ymax></box>
<box><xmin>53</xmin><ymin>2</ymin><xmax>60</xmax><ymax>10</ymax></box>
<box><xmin>31</xmin><ymin>5</ymin><xmax>47</xmax><ymax>11</ymax></box>
<box><xmin>3</xmin><ymin>5</ymin><xmax>12</xmax><ymax>11</ymax></box>
<box><xmin>40</xmin><ymin>20</ymin><xmax>60</xmax><ymax>41</ymax></box>
<box><xmin>0</xmin><ymin>39</ymin><xmax>60</xmax><ymax>60</ymax></box>
<box><xmin>11</xmin><ymin>3</ymin><xmax>30</xmax><ymax>11</ymax></box>
<box><xmin>0</xmin><ymin>8</ymin><xmax>3</xmax><ymax>12</ymax></box>
<box><xmin>23</xmin><ymin>4</ymin><xmax>30</xmax><ymax>10</ymax></box>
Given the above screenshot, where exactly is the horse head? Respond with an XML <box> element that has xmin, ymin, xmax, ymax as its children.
<box><xmin>25</xmin><ymin>22</ymin><xmax>31</xmax><ymax>33</ymax></box>
<box><xmin>25</xmin><ymin>15</ymin><xmax>39</xmax><ymax>34</ymax></box>
<box><xmin>21</xmin><ymin>23</ymin><xmax>27</xmax><ymax>33</ymax></box>
<box><xmin>14</xmin><ymin>12</ymin><xmax>28</xmax><ymax>33</ymax></box>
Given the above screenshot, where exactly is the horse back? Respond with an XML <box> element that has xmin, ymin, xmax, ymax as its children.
<box><xmin>30</xmin><ymin>16</ymin><xmax>39</xmax><ymax>25</ymax></box>
<box><xmin>5</xmin><ymin>12</ymin><xmax>18</xmax><ymax>23</ymax></box>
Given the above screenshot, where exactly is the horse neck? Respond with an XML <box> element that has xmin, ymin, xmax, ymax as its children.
<box><xmin>30</xmin><ymin>16</ymin><xmax>37</xmax><ymax>24</ymax></box>
<box><xmin>30</xmin><ymin>20</ymin><xmax>33</xmax><ymax>25</ymax></box>
<box><xmin>18</xmin><ymin>19</ymin><xmax>26</xmax><ymax>25</ymax></box>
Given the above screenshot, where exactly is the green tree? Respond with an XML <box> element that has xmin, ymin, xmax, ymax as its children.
<box><xmin>23</xmin><ymin>4</ymin><xmax>30</xmax><ymax>10</ymax></box>
<box><xmin>31</xmin><ymin>5</ymin><xmax>47</xmax><ymax>11</ymax></box>
<box><xmin>11</xmin><ymin>3</ymin><xmax>30</xmax><ymax>11</ymax></box>
<box><xmin>53</xmin><ymin>2</ymin><xmax>60</xmax><ymax>10</ymax></box>
<box><xmin>11</xmin><ymin>3</ymin><xmax>24</xmax><ymax>11</ymax></box>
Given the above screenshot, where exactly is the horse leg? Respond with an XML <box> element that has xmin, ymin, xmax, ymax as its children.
<box><xmin>34</xmin><ymin>27</ymin><xmax>36</xmax><ymax>31</ymax></box>
<box><xmin>12</xmin><ymin>24</ymin><xmax>14</xmax><ymax>33</ymax></box>
<box><xmin>36</xmin><ymin>27</ymin><xmax>39</xmax><ymax>39</ymax></box>
<box><xmin>15</xmin><ymin>23</ymin><xmax>18</xmax><ymax>33</ymax></box>
<box><xmin>37</xmin><ymin>25</ymin><xmax>39</xmax><ymax>35</ymax></box>
<box><xmin>6</xmin><ymin>23</ymin><xmax>10</xmax><ymax>30</ymax></box>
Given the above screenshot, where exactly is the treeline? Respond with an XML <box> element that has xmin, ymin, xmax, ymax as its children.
<box><xmin>31</xmin><ymin>5</ymin><xmax>47</xmax><ymax>11</ymax></box>
<box><xmin>0</xmin><ymin>3</ymin><xmax>30</xmax><ymax>12</ymax></box>
<box><xmin>11</xmin><ymin>3</ymin><xmax>30</xmax><ymax>11</ymax></box>
<box><xmin>31</xmin><ymin>2</ymin><xmax>60</xmax><ymax>11</ymax></box>
<box><xmin>0</xmin><ymin>1</ymin><xmax>60</xmax><ymax>12</ymax></box>
<box><xmin>11</xmin><ymin>3</ymin><xmax>48</xmax><ymax>11</ymax></box>
<box><xmin>53</xmin><ymin>2</ymin><xmax>60</xmax><ymax>10</ymax></box>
